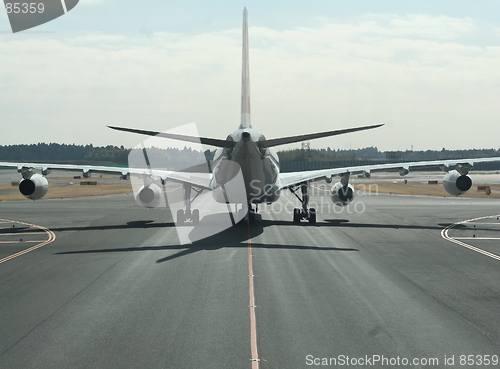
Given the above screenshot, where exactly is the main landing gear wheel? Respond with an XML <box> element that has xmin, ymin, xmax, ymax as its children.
<box><xmin>293</xmin><ymin>208</ymin><xmax>301</xmax><ymax>223</ymax></box>
<box><xmin>246</xmin><ymin>207</ymin><xmax>262</xmax><ymax>223</ymax></box>
<box><xmin>245</xmin><ymin>202</ymin><xmax>262</xmax><ymax>223</ymax></box>
<box><xmin>192</xmin><ymin>209</ymin><xmax>200</xmax><ymax>224</ymax></box>
<box><xmin>293</xmin><ymin>208</ymin><xmax>316</xmax><ymax>224</ymax></box>
<box><xmin>290</xmin><ymin>182</ymin><xmax>317</xmax><ymax>224</ymax></box>
<box><xmin>248</xmin><ymin>210</ymin><xmax>255</xmax><ymax>223</ymax></box>
<box><xmin>177</xmin><ymin>209</ymin><xmax>185</xmax><ymax>225</ymax></box>
<box><xmin>176</xmin><ymin>209</ymin><xmax>200</xmax><ymax>225</ymax></box>
<box><xmin>309</xmin><ymin>208</ymin><xmax>316</xmax><ymax>224</ymax></box>
<box><xmin>177</xmin><ymin>183</ymin><xmax>202</xmax><ymax>225</ymax></box>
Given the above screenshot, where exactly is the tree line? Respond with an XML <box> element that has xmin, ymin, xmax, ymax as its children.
<box><xmin>0</xmin><ymin>143</ymin><xmax>202</xmax><ymax>169</ymax></box>
<box><xmin>277</xmin><ymin>146</ymin><xmax>500</xmax><ymax>162</ymax></box>
<box><xmin>1</xmin><ymin>143</ymin><xmax>499</xmax><ymax>166</ymax></box>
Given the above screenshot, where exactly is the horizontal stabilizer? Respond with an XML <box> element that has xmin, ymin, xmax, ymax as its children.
<box><xmin>108</xmin><ymin>126</ymin><xmax>235</xmax><ymax>148</ymax></box>
<box><xmin>260</xmin><ymin>124</ymin><xmax>384</xmax><ymax>148</ymax></box>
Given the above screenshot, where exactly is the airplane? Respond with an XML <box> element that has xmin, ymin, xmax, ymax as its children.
<box><xmin>2</xmin><ymin>8</ymin><xmax>500</xmax><ymax>226</ymax></box>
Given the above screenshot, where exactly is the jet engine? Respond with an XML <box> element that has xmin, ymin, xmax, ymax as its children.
<box><xmin>330</xmin><ymin>182</ymin><xmax>355</xmax><ymax>206</ymax></box>
<box><xmin>19</xmin><ymin>173</ymin><xmax>48</xmax><ymax>200</ymax></box>
<box><xmin>135</xmin><ymin>184</ymin><xmax>162</xmax><ymax>208</ymax></box>
<box><xmin>443</xmin><ymin>170</ymin><xmax>472</xmax><ymax>196</ymax></box>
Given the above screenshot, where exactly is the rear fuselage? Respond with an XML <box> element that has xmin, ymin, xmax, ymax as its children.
<box><xmin>211</xmin><ymin>128</ymin><xmax>281</xmax><ymax>204</ymax></box>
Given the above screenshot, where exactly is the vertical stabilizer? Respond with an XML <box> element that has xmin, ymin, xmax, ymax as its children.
<box><xmin>240</xmin><ymin>8</ymin><xmax>252</xmax><ymax>129</ymax></box>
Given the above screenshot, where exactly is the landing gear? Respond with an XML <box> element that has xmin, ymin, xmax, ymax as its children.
<box><xmin>309</xmin><ymin>208</ymin><xmax>316</xmax><ymax>223</ymax></box>
<box><xmin>292</xmin><ymin>207</ymin><xmax>316</xmax><ymax>224</ymax></box>
<box><xmin>177</xmin><ymin>208</ymin><xmax>200</xmax><ymax>225</ymax></box>
<box><xmin>290</xmin><ymin>182</ymin><xmax>316</xmax><ymax>224</ymax></box>
<box><xmin>246</xmin><ymin>203</ymin><xmax>261</xmax><ymax>223</ymax></box>
<box><xmin>192</xmin><ymin>209</ymin><xmax>200</xmax><ymax>223</ymax></box>
<box><xmin>176</xmin><ymin>184</ymin><xmax>202</xmax><ymax>225</ymax></box>
<box><xmin>177</xmin><ymin>209</ymin><xmax>185</xmax><ymax>224</ymax></box>
<box><xmin>293</xmin><ymin>208</ymin><xmax>300</xmax><ymax>223</ymax></box>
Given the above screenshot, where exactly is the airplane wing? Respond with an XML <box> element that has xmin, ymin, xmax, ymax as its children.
<box><xmin>0</xmin><ymin>161</ymin><xmax>212</xmax><ymax>190</ymax></box>
<box><xmin>278</xmin><ymin>157</ymin><xmax>500</xmax><ymax>189</ymax></box>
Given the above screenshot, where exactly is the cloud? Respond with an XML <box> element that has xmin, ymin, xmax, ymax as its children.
<box><xmin>0</xmin><ymin>14</ymin><xmax>499</xmax><ymax>150</ymax></box>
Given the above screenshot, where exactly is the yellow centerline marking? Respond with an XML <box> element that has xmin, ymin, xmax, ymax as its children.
<box><xmin>441</xmin><ymin>215</ymin><xmax>500</xmax><ymax>262</ymax></box>
<box><xmin>0</xmin><ymin>219</ymin><xmax>56</xmax><ymax>264</ymax></box>
<box><xmin>247</xmin><ymin>222</ymin><xmax>259</xmax><ymax>368</ymax></box>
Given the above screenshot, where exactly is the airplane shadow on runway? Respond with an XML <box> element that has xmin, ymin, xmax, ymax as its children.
<box><xmin>324</xmin><ymin>219</ymin><xmax>471</xmax><ymax>230</ymax></box>
<box><xmin>54</xmin><ymin>217</ymin><xmax>359</xmax><ymax>263</ymax></box>
<box><xmin>8</xmin><ymin>218</ymin><xmax>475</xmax><ymax>235</ymax></box>
<box><xmin>0</xmin><ymin>220</ymin><xmax>176</xmax><ymax>234</ymax></box>
<box><xmin>53</xmin><ymin>217</ymin><xmax>494</xmax><ymax>263</ymax></box>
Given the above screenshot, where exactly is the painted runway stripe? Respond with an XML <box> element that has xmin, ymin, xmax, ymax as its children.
<box><xmin>247</xmin><ymin>222</ymin><xmax>259</xmax><ymax>368</ymax></box>
<box><xmin>454</xmin><ymin>237</ymin><xmax>500</xmax><ymax>240</ymax></box>
<box><xmin>0</xmin><ymin>240</ymin><xmax>49</xmax><ymax>244</ymax></box>
<box><xmin>310</xmin><ymin>184</ymin><xmax>330</xmax><ymax>193</ymax></box>
<box><xmin>0</xmin><ymin>219</ymin><xmax>56</xmax><ymax>264</ymax></box>
<box><xmin>0</xmin><ymin>232</ymin><xmax>48</xmax><ymax>236</ymax></box>
<box><xmin>441</xmin><ymin>215</ymin><xmax>500</xmax><ymax>262</ymax></box>
<box><xmin>467</xmin><ymin>222</ymin><xmax>500</xmax><ymax>225</ymax></box>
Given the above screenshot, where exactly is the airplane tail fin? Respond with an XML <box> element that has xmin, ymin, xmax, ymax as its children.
<box><xmin>240</xmin><ymin>7</ymin><xmax>252</xmax><ymax>129</ymax></box>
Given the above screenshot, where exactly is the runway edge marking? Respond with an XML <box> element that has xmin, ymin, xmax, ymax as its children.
<box><xmin>0</xmin><ymin>218</ymin><xmax>56</xmax><ymax>264</ymax></box>
<box><xmin>247</xmin><ymin>222</ymin><xmax>260</xmax><ymax>368</ymax></box>
<box><xmin>441</xmin><ymin>215</ymin><xmax>500</xmax><ymax>262</ymax></box>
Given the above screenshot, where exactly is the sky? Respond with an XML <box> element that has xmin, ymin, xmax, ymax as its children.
<box><xmin>1</xmin><ymin>0</ymin><xmax>500</xmax><ymax>151</ymax></box>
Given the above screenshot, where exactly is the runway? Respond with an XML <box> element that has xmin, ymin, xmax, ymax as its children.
<box><xmin>1</xmin><ymin>190</ymin><xmax>500</xmax><ymax>368</ymax></box>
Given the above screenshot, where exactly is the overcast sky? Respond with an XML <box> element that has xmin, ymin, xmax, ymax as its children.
<box><xmin>1</xmin><ymin>1</ymin><xmax>499</xmax><ymax>151</ymax></box>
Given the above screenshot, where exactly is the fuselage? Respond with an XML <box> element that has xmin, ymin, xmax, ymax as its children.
<box><xmin>211</xmin><ymin>127</ymin><xmax>281</xmax><ymax>204</ymax></box>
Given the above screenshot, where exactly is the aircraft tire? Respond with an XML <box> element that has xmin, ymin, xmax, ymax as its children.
<box><xmin>177</xmin><ymin>209</ymin><xmax>185</xmax><ymax>225</ymax></box>
<box><xmin>293</xmin><ymin>208</ymin><xmax>301</xmax><ymax>223</ymax></box>
<box><xmin>192</xmin><ymin>209</ymin><xmax>200</xmax><ymax>224</ymax></box>
<box><xmin>309</xmin><ymin>208</ymin><xmax>316</xmax><ymax>224</ymax></box>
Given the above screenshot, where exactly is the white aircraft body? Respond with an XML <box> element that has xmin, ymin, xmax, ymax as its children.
<box><xmin>2</xmin><ymin>8</ymin><xmax>500</xmax><ymax>225</ymax></box>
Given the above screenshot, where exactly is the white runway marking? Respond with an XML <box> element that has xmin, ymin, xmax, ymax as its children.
<box><xmin>0</xmin><ymin>232</ymin><xmax>48</xmax><ymax>236</ymax></box>
<box><xmin>441</xmin><ymin>215</ymin><xmax>500</xmax><ymax>261</ymax></box>
<box><xmin>0</xmin><ymin>219</ymin><xmax>56</xmax><ymax>264</ymax></box>
<box><xmin>0</xmin><ymin>240</ymin><xmax>49</xmax><ymax>244</ymax></box>
<box><xmin>454</xmin><ymin>237</ymin><xmax>500</xmax><ymax>240</ymax></box>
<box><xmin>466</xmin><ymin>222</ymin><xmax>500</xmax><ymax>225</ymax></box>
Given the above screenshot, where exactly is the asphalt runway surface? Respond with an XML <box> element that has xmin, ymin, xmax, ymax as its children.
<box><xmin>1</xmin><ymin>190</ymin><xmax>500</xmax><ymax>368</ymax></box>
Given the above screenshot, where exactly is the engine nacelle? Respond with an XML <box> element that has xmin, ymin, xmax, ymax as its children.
<box><xmin>19</xmin><ymin>174</ymin><xmax>48</xmax><ymax>200</ymax></box>
<box><xmin>443</xmin><ymin>170</ymin><xmax>472</xmax><ymax>196</ymax></box>
<box><xmin>330</xmin><ymin>182</ymin><xmax>355</xmax><ymax>206</ymax></box>
<box><xmin>135</xmin><ymin>184</ymin><xmax>162</xmax><ymax>208</ymax></box>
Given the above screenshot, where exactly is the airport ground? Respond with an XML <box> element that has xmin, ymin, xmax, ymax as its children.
<box><xmin>1</xmin><ymin>170</ymin><xmax>499</xmax><ymax>201</ymax></box>
<box><xmin>1</xmin><ymin>171</ymin><xmax>500</xmax><ymax>368</ymax></box>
